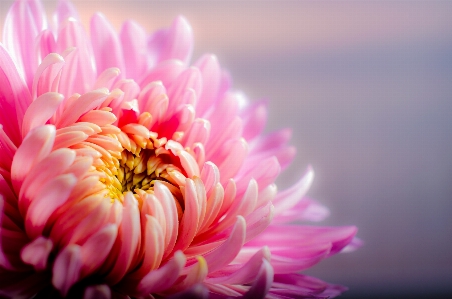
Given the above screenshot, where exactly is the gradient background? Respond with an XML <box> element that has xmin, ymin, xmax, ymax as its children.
<box><xmin>1</xmin><ymin>1</ymin><xmax>452</xmax><ymax>298</ymax></box>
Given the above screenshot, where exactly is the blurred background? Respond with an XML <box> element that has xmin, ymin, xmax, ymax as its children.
<box><xmin>1</xmin><ymin>1</ymin><xmax>452</xmax><ymax>298</ymax></box>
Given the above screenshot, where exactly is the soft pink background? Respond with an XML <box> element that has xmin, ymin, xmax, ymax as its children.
<box><xmin>1</xmin><ymin>1</ymin><xmax>452</xmax><ymax>298</ymax></box>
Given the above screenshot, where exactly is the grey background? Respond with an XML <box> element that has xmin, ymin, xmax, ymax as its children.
<box><xmin>1</xmin><ymin>1</ymin><xmax>452</xmax><ymax>298</ymax></box>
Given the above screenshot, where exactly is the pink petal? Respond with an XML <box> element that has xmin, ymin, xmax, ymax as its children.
<box><xmin>155</xmin><ymin>16</ymin><xmax>193</xmax><ymax>64</ymax></box>
<box><xmin>55</xmin><ymin>0</ymin><xmax>80</xmax><ymax>25</ymax></box>
<box><xmin>216</xmin><ymin>138</ymin><xmax>248</xmax><ymax>185</ymax></box>
<box><xmin>3</xmin><ymin>0</ymin><xmax>46</xmax><ymax>87</ymax></box>
<box><xmin>194</xmin><ymin>54</ymin><xmax>222</xmax><ymax>116</ymax></box>
<box><xmin>181</xmin><ymin>118</ymin><xmax>210</xmax><ymax>149</ymax></box>
<box><xmin>11</xmin><ymin>125</ymin><xmax>56</xmax><ymax>194</ymax></box>
<box><xmin>80</xmin><ymin>224</ymin><xmax>118</xmax><ymax>278</ymax></box>
<box><xmin>139</xmin><ymin>60</ymin><xmax>185</xmax><ymax>91</ymax></box>
<box><xmin>0</xmin><ymin>44</ymin><xmax>32</xmax><ymax>145</ymax></box>
<box><xmin>90</xmin><ymin>13</ymin><xmax>125</xmax><ymax>75</ymax></box>
<box><xmin>240</xmin><ymin>100</ymin><xmax>268</xmax><ymax>141</ymax></box>
<box><xmin>0</xmin><ymin>125</ymin><xmax>17</xmax><ymax>172</ymax></box>
<box><xmin>138</xmin><ymin>251</ymin><xmax>186</xmax><ymax>294</ymax></box>
<box><xmin>52</xmin><ymin>244</ymin><xmax>82</xmax><ymax>297</ymax></box>
<box><xmin>104</xmin><ymin>193</ymin><xmax>140</xmax><ymax>284</ymax></box>
<box><xmin>20</xmin><ymin>236</ymin><xmax>53</xmax><ymax>271</ymax></box>
<box><xmin>22</xmin><ymin>92</ymin><xmax>64</xmax><ymax>138</ymax></box>
<box><xmin>173</xmin><ymin>179</ymin><xmax>201</xmax><ymax>252</ymax></box>
<box><xmin>25</xmin><ymin>173</ymin><xmax>77</xmax><ymax>239</ymax></box>
<box><xmin>120</xmin><ymin>20</ymin><xmax>148</xmax><ymax>80</ymax></box>
<box><xmin>242</xmin><ymin>259</ymin><xmax>274</xmax><ymax>299</ymax></box>
<box><xmin>31</xmin><ymin>53</ymin><xmax>65</xmax><ymax>99</ymax></box>
<box><xmin>154</xmin><ymin>182</ymin><xmax>179</xmax><ymax>259</ymax></box>
<box><xmin>207</xmin><ymin>246</ymin><xmax>271</xmax><ymax>285</ymax></box>
<box><xmin>166</xmin><ymin>67</ymin><xmax>202</xmax><ymax>116</ymax></box>
<box><xmin>56</xmin><ymin>89</ymin><xmax>108</xmax><ymax>128</ymax></box>
<box><xmin>177</xmin><ymin>256</ymin><xmax>208</xmax><ymax>289</ymax></box>
<box><xmin>203</xmin><ymin>216</ymin><xmax>246</xmax><ymax>273</ymax></box>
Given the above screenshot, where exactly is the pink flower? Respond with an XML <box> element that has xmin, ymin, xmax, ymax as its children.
<box><xmin>0</xmin><ymin>0</ymin><xmax>358</xmax><ymax>298</ymax></box>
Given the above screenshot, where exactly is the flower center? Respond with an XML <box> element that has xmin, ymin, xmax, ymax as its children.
<box><xmin>98</xmin><ymin>124</ymin><xmax>186</xmax><ymax>214</ymax></box>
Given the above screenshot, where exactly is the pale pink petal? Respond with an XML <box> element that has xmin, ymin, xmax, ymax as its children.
<box><xmin>90</xmin><ymin>13</ymin><xmax>125</xmax><ymax>75</ymax></box>
<box><xmin>120</xmin><ymin>20</ymin><xmax>148</xmax><ymax>79</ymax></box>
<box><xmin>152</xmin><ymin>16</ymin><xmax>193</xmax><ymax>65</ymax></box>
<box><xmin>240</xmin><ymin>101</ymin><xmax>268</xmax><ymax>141</ymax></box>
<box><xmin>35</xmin><ymin>29</ymin><xmax>57</xmax><ymax>66</ymax></box>
<box><xmin>272</xmin><ymin>166</ymin><xmax>314</xmax><ymax>216</ymax></box>
<box><xmin>94</xmin><ymin>67</ymin><xmax>121</xmax><ymax>90</ymax></box>
<box><xmin>139</xmin><ymin>60</ymin><xmax>185</xmax><ymax>91</ymax></box>
<box><xmin>166</xmin><ymin>67</ymin><xmax>202</xmax><ymax>116</ymax></box>
<box><xmin>3</xmin><ymin>0</ymin><xmax>46</xmax><ymax>87</ymax></box>
<box><xmin>181</xmin><ymin>118</ymin><xmax>210</xmax><ymax>149</ymax></box>
<box><xmin>216</xmin><ymin>138</ymin><xmax>248</xmax><ymax>185</ymax></box>
<box><xmin>54</xmin><ymin>0</ymin><xmax>80</xmax><ymax>25</ymax></box>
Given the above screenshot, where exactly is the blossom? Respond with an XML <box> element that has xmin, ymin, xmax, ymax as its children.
<box><xmin>0</xmin><ymin>0</ymin><xmax>358</xmax><ymax>298</ymax></box>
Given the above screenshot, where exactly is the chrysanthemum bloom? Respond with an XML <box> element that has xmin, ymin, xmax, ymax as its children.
<box><xmin>0</xmin><ymin>0</ymin><xmax>358</xmax><ymax>298</ymax></box>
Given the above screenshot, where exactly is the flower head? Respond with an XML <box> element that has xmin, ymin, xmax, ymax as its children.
<box><xmin>0</xmin><ymin>0</ymin><xmax>358</xmax><ymax>298</ymax></box>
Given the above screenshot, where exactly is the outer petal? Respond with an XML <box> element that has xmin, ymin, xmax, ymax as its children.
<box><xmin>0</xmin><ymin>44</ymin><xmax>33</xmax><ymax>145</ymax></box>
<box><xmin>3</xmin><ymin>0</ymin><xmax>46</xmax><ymax>87</ymax></box>
<box><xmin>90</xmin><ymin>13</ymin><xmax>125</xmax><ymax>75</ymax></box>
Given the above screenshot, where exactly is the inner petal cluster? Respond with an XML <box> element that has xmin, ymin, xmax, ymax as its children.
<box><xmin>98</xmin><ymin>121</ymin><xmax>187</xmax><ymax>215</ymax></box>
